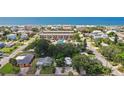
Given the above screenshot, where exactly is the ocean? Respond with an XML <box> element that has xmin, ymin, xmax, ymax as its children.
<box><xmin>0</xmin><ymin>17</ymin><xmax>124</xmax><ymax>25</ymax></box>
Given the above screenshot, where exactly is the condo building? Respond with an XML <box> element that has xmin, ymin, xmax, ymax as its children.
<box><xmin>40</xmin><ymin>30</ymin><xmax>74</xmax><ymax>40</ymax></box>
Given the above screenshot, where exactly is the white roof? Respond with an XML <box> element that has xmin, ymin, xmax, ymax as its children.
<box><xmin>106</xmin><ymin>30</ymin><xmax>116</xmax><ymax>34</ymax></box>
<box><xmin>101</xmin><ymin>42</ymin><xmax>109</xmax><ymax>46</ymax></box>
<box><xmin>80</xmin><ymin>52</ymin><xmax>88</xmax><ymax>55</ymax></box>
<box><xmin>0</xmin><ymin>32</ymin><xmax>3</xmax><ymax>34</ymax></box>
<box><xmin>16</xmin><ymin>56</ymin><xmax>26</xmax><ymax>60</ymax></box>
<box><xmin>92</xmin><ymin>30</ymin><xmax>102</xmax><ymax>33</ymax></box>
<box><xmin>65</xmin><ymin>57</ymin><xmax>72</xmax><ymax>65</ymax></box>
<box><xmin>109</xmin><ymin>37</ymin><xmax>115</xmax><ymax>41</ymax></box>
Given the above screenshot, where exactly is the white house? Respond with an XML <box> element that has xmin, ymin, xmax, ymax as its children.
<box><xmin>91</xmin><ymin>30</ymin><xmax>108</xmax><ymax>39</ymax></box>
<box><xmin>106</xmin><ymin>30</ymin><xmax>117</xmax><ymax>34</ymax></box>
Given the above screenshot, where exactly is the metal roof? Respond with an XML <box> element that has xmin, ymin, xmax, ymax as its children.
<box><xmin>16</xmin><ymin>54</ymin><xmax>34</xmax><ymax>64</ymax></box>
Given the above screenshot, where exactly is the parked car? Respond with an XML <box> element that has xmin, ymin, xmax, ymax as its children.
<box><xmin>0</xmin><ymin>51</ymin><xmax>3</xmax><ymax>56</ymax></box>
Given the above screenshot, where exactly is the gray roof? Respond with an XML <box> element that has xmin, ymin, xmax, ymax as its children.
<box><xmin>17</xmin><ymin>54</ymin><xmax>34</xmax><ymax>64</ymax></box>
<box><xmin>37</xmin><ymin>57</ymin><xmax>52</xmax><ymax>66</ymax></box>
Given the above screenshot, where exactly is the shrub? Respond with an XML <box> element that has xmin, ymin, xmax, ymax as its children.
<box><xmin>68</xmin><ymin>71</ymin><xmax>74</xmax><ymax>76</ymax></box>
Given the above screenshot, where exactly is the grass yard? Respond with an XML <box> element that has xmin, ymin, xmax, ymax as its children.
<box><xmin>40</xmin><ymin>66</ymin><xmax>55</xmax><ymax>74</ymax></box>
<box><xmin>0</xmin><ymin>45</ymin><xmax>18</xmax><ymax>54</ymax></box>
<box><xmin>0</xmin><ymin>63</ymin><xmax>20</xmax><ymax>74</ymax></box>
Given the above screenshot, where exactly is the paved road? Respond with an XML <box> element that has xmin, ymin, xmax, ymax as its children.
<box><xmin>87</xmin><ymin>41</ymin><xmax>124</xmax><ymax>76</ymax></box>
<box><xmin>0</xmin><ymin>36</ymin><xmax>36</xmax><ymax>69</ymax></box>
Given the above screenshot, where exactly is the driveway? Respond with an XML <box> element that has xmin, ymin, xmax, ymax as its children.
<box><xmin>18</xmin><ymin>67</ymin><xmax>30</xmax><ymax>76</ymax></box>
<box><xmin>55</xmin><ymin>67</ymin><xmax>62</xmax><ymax>75</ymax></box>
<box><xmin>35</xmin><ymin>68</ymin><xmax>42</xmax><ymax>76</ymax></box>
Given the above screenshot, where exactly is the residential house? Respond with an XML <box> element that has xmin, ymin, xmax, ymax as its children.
<box><xmin>51</xmin><ymin>26</ymin><xmax>62</xmax><ymax>30</ymax></box>
<box><xmin>20</xmin><ymin>34</ymin><xmax>29</xmax><ymax>40</ymax></box>
<box><xmin>24</xmin><ymin>25</ymin><xmax>33</xmax><ymax>31</ymax></box>
<box><xmin>36</xmin><ymin>57</ymin><xmax>52</xmax><ymax>67</ymax></box>
<box><xmin>0</xmin><ymin>32</ymin><xmax>4</xmax><ymax>36</ymax></box>
<box><xmin>116</xmin><ymin>32</ymin><xmax>124</xmax><ymax>40</ymax></box>
<box><xmin>16</xmin><ymin>54</ymin><xmax>35</xmax><ymax>67</ymax></box>
<box><xmin>62</xmin><ymin>25</ymin><xmax>73</xmax><ymax>30</ymax></box>
<box><xmin>7</xmin><ymin>34</ymin><xmax>17</xmax><ymax>40</ymax></box>
<box><xmin>11</xmin><ymin>26</ymin><xmax>18</xmax><ymax>32</ymax></box>
<box><xmin>6</xmin><ymin>42</ymin><xmax>15</xmax><ymax>47</ymax></box>
<box><xmin>0</xmin><ymin>42</ymin><xmax>5</xmax><ymax>48</ymax></box>
<box><xmin>106</xmin><ymin>30</ymin><xmax>117</xmax><ymax>34</ymax></box>
<box><xmin>91</xmin><ymin>30</ymin><xmax>108</xmax><ymax>39</ymax></box>
<box><xmin>0</xmin><ymin>32</ymin><xmax>4</xmax><ymax>40</ymax></box>
<box><xmin>17</xmin><ymin>26</ymin><xmax>25</xmax><ymax>31</ymax></box>
<box><xmin>16</xmin><ymin>30</ymin><xmax>26</xmax><ymax>33</ymax></box>
<box><xmin>57</xmin><ymin>39</ymin><xmax>65</xmax><ymax>44</ymax></box>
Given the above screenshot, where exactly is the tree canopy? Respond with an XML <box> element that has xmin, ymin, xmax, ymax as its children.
<box><xmin>72</xmin><ymin>54</ymin><xmax>111</xmax><ymax>75</ymax></box>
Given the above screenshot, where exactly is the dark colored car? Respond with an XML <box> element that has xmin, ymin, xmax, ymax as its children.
<box><xmin>0</xmin><ymin>51</ymin><xmax>3</xmax><ymax>56</ymax></box>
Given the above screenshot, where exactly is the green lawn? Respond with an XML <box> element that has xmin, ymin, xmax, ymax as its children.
<box><xmin>0</xmin><ymin>63</ymin><xmax>20</xmax><ymax>74</ymax></box>
<box><xmin>40</xmin><ymin>66</ymin><xmax>55</xmax><ymax>74</ymax></box>
<box><xmin>0</xmin><ymin>45</ymin><xmax>18</xmax><ymax>54</ymax></box>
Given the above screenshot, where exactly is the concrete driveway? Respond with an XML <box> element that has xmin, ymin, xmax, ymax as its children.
<box><xmin>18</xmin><ymin>67</ymin><xmax>30</xmax><ymax>76</ymax></box>
<box><xmin>55</xmin><ymin>67</ymin><xmax>62</xmax><ymax>75</ymax></box>
<box><xmin>35</xmin><ymin>67</ymin><xmax>42</xmax><ymax>76</ymax></box>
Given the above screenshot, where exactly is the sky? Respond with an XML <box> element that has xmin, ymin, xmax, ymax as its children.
<box><xmin>0</xmin><ymin>17</ymin><xmax>124</xmax><ymax>25</ymax></box>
